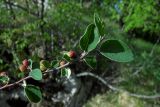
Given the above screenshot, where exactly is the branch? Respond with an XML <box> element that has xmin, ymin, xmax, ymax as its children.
<box><xmin>76</xmin><ymin>72</ymin><xmax>160</xmax><ymax>99</ymax></box>
<box><xmin>47</xmin><ymin>51</ymin><xmax>87</xmax><ymax>73</ymax></box>
<box><xmin>0</xmin><ymin>62</ymin><xmax>70</xmax><ymax>90</ymax></box>
<box><xmin>46</xmin><ymin>62</ymin><xmax>70</xmax><ymax>73</ymax></box>
<box><xmin>128</xmin><ymin>93</ymin><xmax>160</xmax><ymax>99</ymax></box>
<box><xmin>0</xmin><ymin>76</ymin><xmax>31</xmax><ymax>90</ymax></box>
<box><xmin>4</xmin><ymin>1</ymin><xmax>38</xmax><ymax>17</ymax></box>
<box><xmin>0</xmin><ymin>52</ymin><xmax>88</xmax><ymax>90</ymax></box>
<box><xmin>3</xmin><ymin>0</ymin><xmax>16</xmax><ymax>19</ymax></box>
<box><xmin>39</xmin><ymin>0</ymin><xmax>45</xmax><ymax>34</ymax></box>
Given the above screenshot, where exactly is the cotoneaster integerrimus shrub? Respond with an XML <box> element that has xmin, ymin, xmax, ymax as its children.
<box><xmin>0</xmin><ymin>14</ymin><xmax>134</xmax><ymax>103</ymax></box>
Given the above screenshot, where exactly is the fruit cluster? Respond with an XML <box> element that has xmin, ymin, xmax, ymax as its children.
<box><xmin>60</xmin><ymin>50</ymin><xmax>77</xmax><ymax>66</ymax></box>
<box><xmin>19</xmin><ymin>59</ymin><xmax>29</xmax><ymax>72</ymax></box>
<box><xmin>18</xmin><ymin>50</ymin><xmax>77</xmax><ymax>72</ymax></box>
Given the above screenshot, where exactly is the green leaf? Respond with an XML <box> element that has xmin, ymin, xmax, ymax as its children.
<box><xmin>32</xmin><ymin>62</ymin><xmax>40</xmax><ymax>69</ymax></box>
<box><xmin>84</xmin><ymin>56</ymin><xmax>97</xmax><ymax>69</ymax></box>
<box><xmin>100</xmin><ymin>39</ymin><xmax>134</xmax><ymax>62</ymax></box>
<box><xmin>61</xmin><ymin>69</ymin><xmax>66</xmax><ymax>77</ymax></box>
<box><xmin>18</xmin><ymin>72</ymin><xmax>24</xmax><ymax>78</ymax></box>
<box><xmin>28</xmin><ymin>59</ymin><xmax>33</xmax><ymax>69</ymax></box>
<box><xmin>63</xmin><ymin>54</ymin><xmax>71</xmax><ymax>62</ymax></box>
<box><xmin>94</xmin><ymin>13</ymin><xmax>104</xmax><ymax>36</ymax></box>
<box><xmin>0</xmin><ymin>76</ymin><xmax>9</xmax><ymax>84</ymax></box>
<box><xmin>24</xmin><ymin>85</ymin><xmax>42</xmax><ymax>103</ymax></box>
<box><xmin>0</xmin><ymin>59</ymin><xmax>3</xmax><ymax>64</ymax></box>
<box><xmin>29</xmin><ymin>69</ymin><xmax>42</xmax><ymax>80</ymax></box>
<box><xmin>65</xmin><ymin>68</ymin><xmax>71</xmax><ymax>78</ymax></box>
<box><xmin>80</xmin><ymin>23</ymin><xmax>100</xmax><ymax>52</ymax></box>
<box><xmin>51</xmin><ymin>60</ymin><xmax>59</xmax><ymax>68</ymax></box>
<box><xmin>61</xmin><ymin>68</ymin><xmax>71</xmax><ymax>78</ymax></box>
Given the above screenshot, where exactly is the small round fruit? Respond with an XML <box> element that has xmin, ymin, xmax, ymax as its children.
<box><xmin>0</xmin><ymin>72</ymin><xmax>7</xmax><ymax>76</ymax></box>
<box><xmin>40</xmin><ymin>60</ymin><xmax>49</xmax><ymax>71</ymax></box>
<box><xmin>68</xmin><ymin>50</ymin><xmax>76</xmax><ymax>58</ymax></box>
<box><xmin>40</xmin><ymin>65</ymin><xmax>47</xmax><ymax>71</ymax></box>
<box><xmin>40</xmin><ymin>60</ymin><xmax>46</xmax><ymax>65</ymax></box>
<box><xmin>19</xmin><ymin>64</ymin><xmax>27</xmax><ymax>72</ymax></box>
<box><xmin>22</xmin><ymin>59</ymin><xmax>29</xmax><ymax>67</ymax></box>
<box><xmin>59</xmin><ymin>61</ymin><xmax>66</xmax><ymax>66</ymax></box>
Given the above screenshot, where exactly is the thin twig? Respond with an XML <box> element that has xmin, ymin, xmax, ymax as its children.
<box><xmin>0</xmin><ymin>52</ymin><xmax>88</xmax><ymax>90</ymax></box>
<box><xmin>0</xmin><ymin>62</ymin><xmax>70</xmax><ymax>90</ymax></box>
<box><xmin>4</xmin><ymin>1</ymin><xmax>38</xmax><ymax>17</ymax></box>
<box><xmin>76</xmin><ymin>72</ymin><xmax>119</xmax><ymax>91</ymax></box>
<box><xmin>0</xmin><ymin>76</ymin><xmax>31</xmax><ymax>90</ymax></box>
<box><xmin>46</xmin><ymin>62</ymin><xmax>70</xmax><ymax>73</ymax></box>
<box><xmin>76</xmin><ymin>72</ymin><xmax>160</xmax><ymax>99</ymax></box>
<box><xmin>51</xmin><ymin>30</ymin><xmax>54</xmax><ymax>54</ymax></box>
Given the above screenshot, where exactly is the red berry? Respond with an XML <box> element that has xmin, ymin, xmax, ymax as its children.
<box><xmin>22</xmin><ymin>59</ymin><xmax>29</xmax><ymax>67</ymax></box>
<box><xmin>59</xmin><ymin>61</ymin><xmax>66</xmax><ymax>66</ymax></box>
<box><xmin>68</xmin><ymin>50</ymin><xmax>76</xmax><ymax>58</ymax></box>
<box><xmin>19</xmin><ymin>64</ymin><xmax>27</xmax><ymax>72</ymax></box>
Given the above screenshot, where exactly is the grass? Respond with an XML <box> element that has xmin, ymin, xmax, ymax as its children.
<box><xmin>84</xmin><ymin>91</ymin><xmax>147</xmax><ymax>107</ymax></box>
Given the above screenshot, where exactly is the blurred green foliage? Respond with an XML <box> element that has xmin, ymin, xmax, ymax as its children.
<box><xmin>119</xmin><ymin>0</ymin><xmax>160</xmax><ymax>33</ymax></box>
<box><xmin>0</xmin><ymin>0</ymin><xmax>160</xmax><ymax>106</ymax></box>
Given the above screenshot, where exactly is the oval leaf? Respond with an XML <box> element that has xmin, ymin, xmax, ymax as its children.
<box><xmin>32</xmin><ymin>62</ymin><xmax>40</xmax><ymax>69</ymax></box>
<box><xmin>24</xmin><ymin>85</ymin><xmax>42</xmax><ymax>103</ymax></box>
<box><xmin>65</xmin><ymin>68</ymin><xmax>71</xmax><ymax>78</ymax></box>
<box><xmin>0</xmin><ymin>76</ymin><xmax>9</xmax><ymax>84</ymax></box>
<box><xmin>29</xmin><ymin>69</ymin><xmax>42</xmax><ymax>80</ymax></box>
<box><xmin>94</xmin><ymin>13</ymin><xmax>104</xmax><ymax>36</ymax></box>
<box><xmin>28</xmin><ymin>59</ymin><xmax>33</xmax><ymax>69</ymax></box>
<box><xmin>51</xmin><ymin>60</ymin><xmax>59</xmax><ymax>68</ymax></box>
<box><xmin>18</xmin><ymin>72</ymin><xmax>25</xmax><ymax>78</ymax></box>
<box><xmin>63</xmin><ymin>54</ymin><xmax>71</xmax><ymax>62</ymax></box>
<box><xmin>61</xmin><ymin>68</ymin><xmax>71</xmax><ymax>78</ymax></box>
<box><xmin>80</xmin><ymin>23</ymin><xmax>100</xmax><ymax>52</ymax></box>
<box><xmin>100</xmin><ymin>40</ymin><xmax>134</xmax><ymax>62</ymax></box>
<box><xmin>84</xmin><ymin>56</ymin><xmax>97</xmax><ymax>69</ymax></box>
